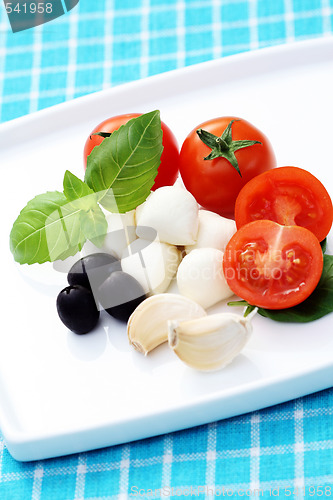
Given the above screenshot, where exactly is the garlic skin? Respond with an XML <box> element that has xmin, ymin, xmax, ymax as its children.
<box><xmin>185</xmin><ymin>210</ymin><xmax>236</xmax><ymax>254</ymax></box>
<box><xmin>127</xmin><ymin>293</ymin><xmax>206</xmax><ymax>355</ymax></box>
<box><xmin>121</xmin><ymin>238</ymin><xmax>181</xmax><ymax>295</ymax></box>
<box><xmin>176</xmin><ymin>248</ymin><xmax>234</xmax><ymax>309</ymax></box>
<box><xmin>82</xmin><ymin>210</ymin><xmax>136</xmax><ymax>259</ymax></box>
<box><xmin>135</xmin><ymin>186</ymin><xmax>199</xmax><ymax>245</ymax></box>
<box><xmin>168</xmin><ymin>313</ymin><xmax>253</xmax><ymax>371</ymax></box>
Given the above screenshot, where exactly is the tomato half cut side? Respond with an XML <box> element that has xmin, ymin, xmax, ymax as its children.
<box><xmin>223</xmin><ymin>220</ymin><xmax>323</xmax><ymax>310</ymax></box>
<box><xmin>235</xmin><ymin>166</ymin><xmax>333</xmax><ymax>242</ymax></box>
<box><xmin>83</xmin><ymin>113</ymin><xmax>180</xmax><ymax>191</ymax></box>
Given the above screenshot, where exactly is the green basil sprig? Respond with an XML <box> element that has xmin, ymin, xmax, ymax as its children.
<box><xmin>85</xmin><ymin>109</ymin><xmax>163</xmax><ymax>212</ymax></box>
<box><xmin>9</xmin><ymin>190</ymin><xmax>86</xmax><ymax>265</ymax></box>
<box><xmin>9</xmin><ymin>111</ymin><xmax>163</xmax><ymax>265</ymax></box>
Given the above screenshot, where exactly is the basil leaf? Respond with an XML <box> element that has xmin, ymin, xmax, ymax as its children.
<box><xmin>63</xmin><ymin>170</ymin><xmax>108</xmax><ymax>246</ymax></box>
<box><xmin>63</xmin><ymin>170</ymin><xmax>94</xmax><ymax>202</ymax></box>
<box><xmin>85</xmin><ymin>110</ymin><xmax>163</xmax><ymax>213</ymax></box>
<box><xmin>9</xmin><ymin>192</ymin><xmax>86</xmax><ymax>264</ymax></box>
<box><xmin>79</xmin><ymin>205</ymin><xmax>108</xmax><ymax>248</ymax></box>
<box><xmin>257</xmin><ymin>254</ymin><xmax>333</xmax><ymax>323</ymax></box>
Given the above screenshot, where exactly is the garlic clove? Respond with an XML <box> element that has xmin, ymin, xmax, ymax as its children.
<box><xmin>185</xmin><ymin>210</ymin><xmax>236</xmax><ymax>254</ymax></box>
<box><xmin>168</xmin><ymin>312</ymin><xmax>253</xmax><ymax>371</ymax></box>
<box><xmin>176</xmin><ymin>248</ymin><xmax>234</xmax><ymax>309</ymax></box>
<box><xmin>127</xmin><ymin>293</ymin><xmax>206</xmax><ymax>355</ymax></box>
<box><xmin>121</xmin><ymin>237</ymin><xmax>182</xmax><ymax>295</ymax></box>
<box><xmin>135</xmin><ymin>185</ymin><xmax>199</xmax><ymax>246</ymax></box>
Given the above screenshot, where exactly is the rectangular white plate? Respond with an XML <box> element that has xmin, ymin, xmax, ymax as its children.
<box><xmin>1</xmin><ymin>37</ymin><xmax>333</xmax><ymax>462</ymax></box>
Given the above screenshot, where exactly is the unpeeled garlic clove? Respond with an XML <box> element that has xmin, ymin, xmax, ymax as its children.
<box><xmin>168</xmin><ymin>312</ymin><xmax>253</xmax><ymax>371</ymax></box>
<box><xmin>127</xmin><ymin>293</ymin><xmax>206</xmax><ymax>355</ymax></box>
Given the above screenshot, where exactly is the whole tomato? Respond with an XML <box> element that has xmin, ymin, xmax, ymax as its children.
<box><xmin>179</xmin><ymin>117</ymin><xmax>276</xmax><ymax>218</ymax></box>
<box><xmin>84</xmin><ymin>113</ymin><xmax>180</xmax><ymax>190</ymax></box>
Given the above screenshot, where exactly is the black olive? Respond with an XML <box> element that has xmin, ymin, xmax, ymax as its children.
<box><xmin>57</xmin><ymin>285</ymin><xmax>100</xmax><ymax>334</ymax></box>
<box><xmin>97</xmin><ymin>271</ymin><xmax>146</xmax><ymax>322</ymax></box>
<box><xmin>67</xmin><ymin>253</ymin><xmax>121</xmax><ymax>293</ymax></box>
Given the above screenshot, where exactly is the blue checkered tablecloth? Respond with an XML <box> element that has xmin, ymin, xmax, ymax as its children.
<box><xmin>1</xmin><ymin>0</ymin><xmax>333</xmax><ymax>498</ymax></box>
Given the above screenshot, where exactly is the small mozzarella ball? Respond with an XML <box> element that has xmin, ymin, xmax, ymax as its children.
<box><xmin>82</xmin><ymin>210</ymin><xmax>136</xmax><ymax>259</ymax></box>
<box><xmin>134</xmin><ymin>198</ymin><xmax>150</xmax><ymax>226</ymax></box>
<box><xmin>135</xmin><ymin>186</ymin><xmax>199</xmax><ymax>245</ymax></box>
<box><xmin>185</xmin><ymin>210</ymin><xmax>236</xmax><ymax>254</ymax></box>
<box><xmin>177</xmin><ymin>248</ymin><xmax>233</xmax><ymax>309</ymax></box>
<box><xmin>121</xmin><ymin>238</ymin><xmax>181</xmax><ymax>295</ymax></box>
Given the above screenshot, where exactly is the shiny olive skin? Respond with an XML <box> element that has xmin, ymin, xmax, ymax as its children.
<box><xmin>67</xmin><ymin>253</ymin><xmax>121</xmax><ymax>292</ymax></box>
<box><xmin>98</xmin><ymin>271</ymin><xmax>146</xmax><ymax>322</ymax></box>
<box><xmin>57</xmin><ymin>285</ymin><xmax>100</xmax><ymax>334</ymax></box>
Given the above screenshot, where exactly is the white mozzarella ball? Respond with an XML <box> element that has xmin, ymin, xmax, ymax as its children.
<box><xmin>121</xmin><ymin>238</ymin><xmax>181</xmax><ymax>295</ymax></box>
<box><xmin>185</xmin><ymin>210</ymin><xmax>236</xmax><ymax>254</ymax></box>
<box><xmin>135</xmin><ymin>186</ymin><xmax>199</xmax><ymax>245</ymax></box>
<box><xmin>82</xmin><ymin>210</ymin><xmax>136</xmax><ymax>259</ymax></box>
<box><xmin>177</xmin><ymin>248</ymin><xmax>233</xmax><ymax>309</ymax></box>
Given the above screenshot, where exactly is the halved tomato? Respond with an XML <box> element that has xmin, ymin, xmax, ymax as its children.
<box><xmin>235</xmin><ymin>166</ymin><xmax>333</xmax><ymax>242</ymax></box>
<box><xmin>223</xmin><ymin>220</ymin><xmax>323</xmax><ymax>309</ymax></box>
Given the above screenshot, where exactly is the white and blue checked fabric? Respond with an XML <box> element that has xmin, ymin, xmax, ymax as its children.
<box><xmin>1</xmin><ymin>0</ymin><xmax>333</xmax><ymax>121</ymax></box>
<box><xmin>0</xmin><ymin>392</ymin><xmax>333</xmax><ymax>498</ymax></box>
<box><xmin>1</xmin><ymin>0</ymin><xmax>333</xmax><ymax>498</ymax></box>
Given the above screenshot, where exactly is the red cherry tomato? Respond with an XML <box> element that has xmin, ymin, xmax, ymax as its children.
<box><xmin>235</xmin><ymin>166</ymin><xmax>333</xmax><ymax>242</ymax></box>
<box><xmin>179</xmin><ymin>117</ymin><xmax>276</xmax><ymax>218</ymax></box>
<box><xmin>223</xmin><ymin>220</ymin><xmax>323</xmax><ymax>310</ymax></box>
<box><xmin>83</xmin><ymin>113</ymin><xmax>180</xmax><ymax>190</ymax></box>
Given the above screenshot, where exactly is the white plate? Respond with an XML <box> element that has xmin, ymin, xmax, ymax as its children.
<box><xmin>1</xmin><ymin>37</ymin><xmax>333</xmax><ymax>462</ymax></box>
